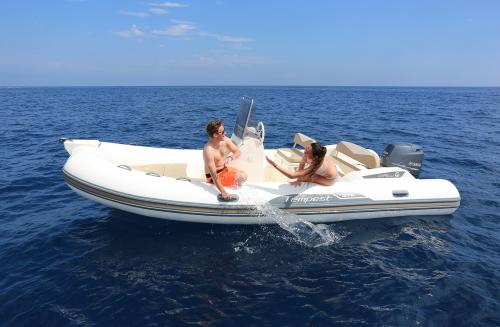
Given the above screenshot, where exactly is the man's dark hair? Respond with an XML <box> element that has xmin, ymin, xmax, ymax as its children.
<box><xmin>206</xmin><ymin>119</ymin><xmax>224</xmax><ymax>138</ymax></box>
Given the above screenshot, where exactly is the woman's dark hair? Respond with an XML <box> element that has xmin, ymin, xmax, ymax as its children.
<box><xmin>308</xmin><ymin>142</ymin><xmax>327</xmax><ymax>176</ymax></box>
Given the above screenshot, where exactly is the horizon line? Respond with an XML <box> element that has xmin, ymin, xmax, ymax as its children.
<box><xmin>1</xmin><ymin>84</ymin><xmax>499</xmax><ymax>88</ymax></box>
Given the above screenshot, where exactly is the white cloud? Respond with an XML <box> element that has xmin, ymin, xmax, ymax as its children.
<box><xmin>149</xmin><ymin>2</ymin><xmax>189</xmax><ymax>7</ymax></box>
<box><xmin>117</xmin><ymin>24</ymin><xmax>144</xmax><ymax>38</ymax></box>
<box><xmin>149</xmin><ymin>7</ymin><xmax>168</xmax><ymax>15</ymax></box>
<box><xmin>119</xmin><ymin>10</ymin><xmax>149</xmax><ymax>17</ymax></box>
<box><xmin>197</xmin><ymin>54</ymin><xmax>280</xmax><ymax>65</ymax></box>
<box><xmin>171</xmin><ymin>19</ymin><xmax>193</xmax><ymax>24</ymax></box>
<box><xmin>198</xmin><ymin>32</ymin><xmax>252</xmax><ymax>43</ymax></box>
<box><xmin>152</xmin><ymin>21</ymin><xmax>252</xmax><ymax>44</ymax></box>
<box><xmin>152</xmin><ymin>21</ymin><xmax>196</xmax><ymax>36</ymax></box>
<box><xmin>216</xmin><ymin>35</ymin><xmax>252</xmax><ymax>43</ymax></box>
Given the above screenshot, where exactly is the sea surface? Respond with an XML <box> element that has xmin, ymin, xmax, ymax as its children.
<box><xmin>1</xmin><ymin>86</ymin><xmax>499</xmax><ymax>326</ymax></box>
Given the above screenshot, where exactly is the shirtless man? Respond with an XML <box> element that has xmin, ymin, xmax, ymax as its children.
<box><xmin>203</xmin><ymin>119</ymin><xmax>247</xmax><ymax>200</ymax></box>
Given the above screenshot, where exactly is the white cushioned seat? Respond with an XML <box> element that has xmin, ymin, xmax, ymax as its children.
<box><xmin>277</xmin><ymin>132</ymin><xmax>316</xmax><ymax>163</ymax></box>
<box><xmin>336</xmin><ymin>141</ymin><xmax>380</xmax><ymax>169</ymax></box>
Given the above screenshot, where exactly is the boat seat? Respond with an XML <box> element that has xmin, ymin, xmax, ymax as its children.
<box><xmin>332</xmin><ymin>151</ymin><xmax>368</xmax><ymax>172</ymax></box>
<box><xmin>336</xmin><ymin>141</ymin><xmax>380</xmax><ymax>169</ymax></box>
<box><xmin>130</xmin><ymin>163</ymin><xmax>188</xmax><ymax>178</ymax></box>
<box><xmin>276</xmin><ymin>132</ymin><xmax>316</xmax><ymax>163</ymax></box>
<box><xmin>276</xmin><ymin>147</ymin><xmax>303</xmax><ymax>163</ymax></box>
<box><xmin>330</xmin><ymin>141</ymin><xmax>380</xmax><ymax>174</ymax></box>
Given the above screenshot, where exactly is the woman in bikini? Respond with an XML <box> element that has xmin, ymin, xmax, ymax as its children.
<box><xmin>266</xmin><ymin>142</ymin><xmax>339</xmax><ymax>186</ymax></box>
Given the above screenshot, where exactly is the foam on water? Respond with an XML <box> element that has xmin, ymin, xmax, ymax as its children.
<box><xmin>255</xmin><ymin>200</ymin><xmax>345</xmax><ymax>247</ymax></box>
<box><xmin>238</xmin><ymin>188</ymin><xmax>346</xmax><ymax>247</ymax></box>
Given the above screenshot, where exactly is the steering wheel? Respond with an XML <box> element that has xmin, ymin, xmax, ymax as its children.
<box><xmin>256</xmin><ymin>121</ymin><xmax>265</xmax><ymax>144</ymax></box>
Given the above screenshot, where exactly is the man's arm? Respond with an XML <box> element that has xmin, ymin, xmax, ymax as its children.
<box><xmin>203</xmin><ymin>147</ymin><xmax>229</xmax><ymax>199</ymax></box>
<box><xmin>224</xmin><ymin>136</ymin><xmax>241</xmax><ymax>160</ymax></box>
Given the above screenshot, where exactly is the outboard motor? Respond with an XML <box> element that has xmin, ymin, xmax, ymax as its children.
<box><xmin>381</xmin><ymin>143</ymin><xmax>424</xmax><ymax>177</ymax></box>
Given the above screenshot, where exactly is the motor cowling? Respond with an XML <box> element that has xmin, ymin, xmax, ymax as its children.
<box><xmin>381</xmin><ymin>143</ymin><xmax>424</xmax><ymax>177</ymax></box>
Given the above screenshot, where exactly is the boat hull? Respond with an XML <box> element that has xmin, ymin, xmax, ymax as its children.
<box><xmin>67</xmin><ymin>184</ymin><xmax>458</xmax><ymax>224</ymax></box>
<box><xmin>63</xmin><ymin>164</ymin><xmax>460</xmax><ymax>224</ymax></box>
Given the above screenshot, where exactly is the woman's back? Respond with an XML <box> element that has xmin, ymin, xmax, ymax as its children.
<box><xmin>315</xmin><ymin>156</ymin><xmax>337</xmax><ymax>179</ymax></box>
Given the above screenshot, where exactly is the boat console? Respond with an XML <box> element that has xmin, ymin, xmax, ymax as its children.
<box><xmin>230</xmin><ymin>96</ymin><xmax>265</xmax><ymax>147</ymax></box>
<box><xmin>229</xmin><ymin>97</ymin><xmax>266</xmax><ymax>182</ymax></box>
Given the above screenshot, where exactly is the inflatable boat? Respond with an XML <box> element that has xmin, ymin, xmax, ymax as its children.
<box><xmin>61</xmin><ymin>97</ymin><xmax>460</xmax><ymax>224</ymax></box>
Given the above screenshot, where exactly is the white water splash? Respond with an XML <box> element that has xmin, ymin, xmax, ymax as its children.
<box><xmin>233</xmin><ymin>235</ymin><xmax>257</xmax><ymax>254</ymax></box>
<box><xmin>238</xmin><ymin>188</ymin><xmax>345</xmax><ymax>247</ymax></box>
<box><xmin>255</xmin><ymin>201</ymin><xmax>344</xmax><ymax>247</ymax></box>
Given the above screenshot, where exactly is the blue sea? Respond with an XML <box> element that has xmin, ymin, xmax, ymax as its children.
<box><xmin>1</xmin><ymin>86</ymin><xmax>499</xmax><ymax>326</ymax></box>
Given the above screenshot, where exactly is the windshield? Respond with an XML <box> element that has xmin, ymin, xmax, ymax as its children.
<box><xmin>232</xmin><ymin>96</ymin><xmax>256</xmax><ymax>141</ymax></box>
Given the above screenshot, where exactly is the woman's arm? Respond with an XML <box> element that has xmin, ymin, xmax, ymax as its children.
<box><xmin>298</xmin><ymin>156</ymin><xmax>306</xmax><ymax>171</ymax></box>
<box><xmin>266</xmin><ymin>156</ymin><xmax>313</xmax><ymax>179</ymax></box>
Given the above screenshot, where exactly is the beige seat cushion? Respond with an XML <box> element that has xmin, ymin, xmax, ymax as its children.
<box><xmin>276</xmin><ymin>132</ymin><xmax>316</xmax><ymax>163</ymax></box>
<box><xmin>334</xmin><ymin>151</ymin><xmax>368</xmax><ymax>171</ymax></box>
<box><xmin>293</xmin><ymin>133</ymin><xmax>316</xmax><ymax>148</ymax></box>
<box><xmin>276</xmin><ymin>147</ymin><xmax>303</xmax><ymax>163</ymax></box>
<box><xmin>131</xmin><ymin>163</ymin><xmax>188</xmax><ymax>178</ymax></box>
<box><xmin>336</xmin><ymin>141</ymin><xmax>380</xmax><ymax>169</ymax></box>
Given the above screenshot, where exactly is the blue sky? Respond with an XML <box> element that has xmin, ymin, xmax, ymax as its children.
<box><xmin>1</xmin><ymin>0</ymin><xmax>499</xmax><ymax>86</ymax></box>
